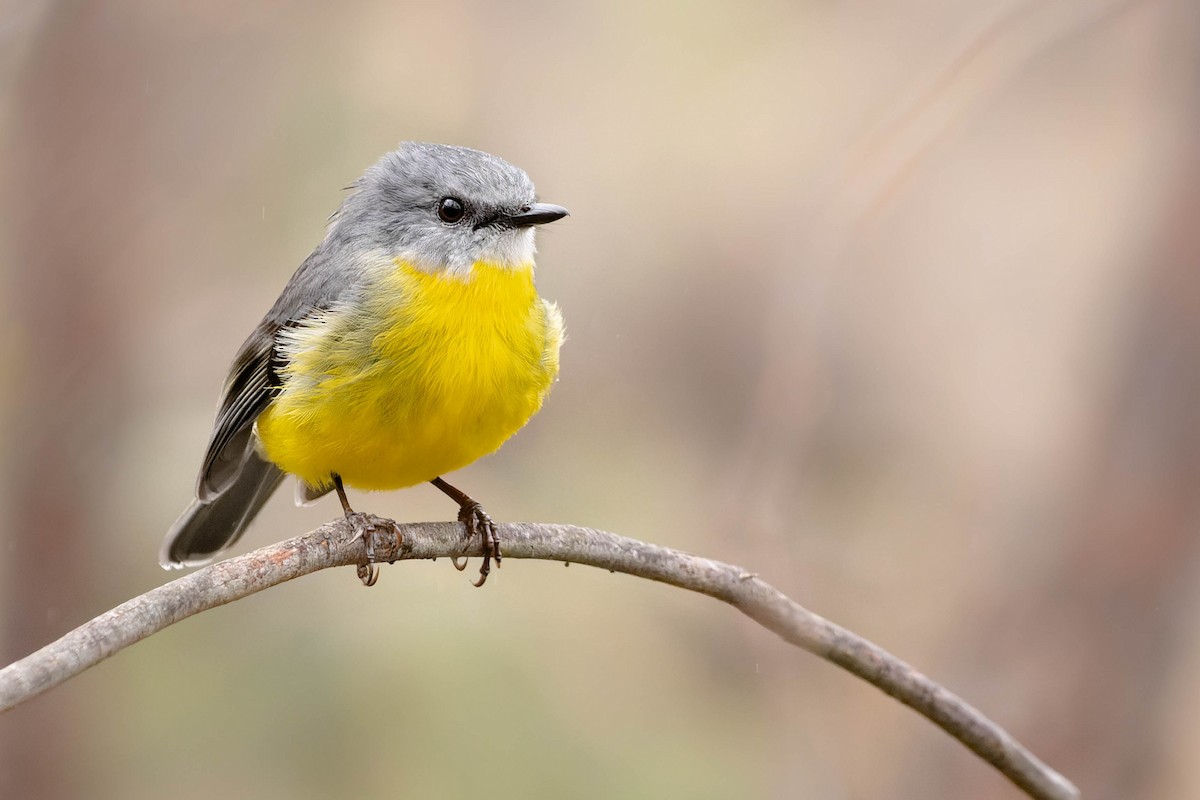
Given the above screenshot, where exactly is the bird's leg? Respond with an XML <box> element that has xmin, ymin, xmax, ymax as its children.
<box><xmin>333</xmin><ymin>474</ymin><xmax>398</xmax><ymax>587</ymax></box>
<box><xmin>430</xmin><ymin>477</ymin><xmax>499</xmax><ymax>587</ymax></box>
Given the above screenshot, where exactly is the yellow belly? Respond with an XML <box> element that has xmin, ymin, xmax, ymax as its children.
<box><xmin>255</xmin><ymin>259</ymin><xmax>562</xmax><ymax>491</ymax></box>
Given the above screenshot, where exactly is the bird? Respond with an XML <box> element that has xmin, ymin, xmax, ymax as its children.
<box><xmin>159</xmin><ymin>142</ymin><xmax>568</xmax><ymax>587</ymax></box>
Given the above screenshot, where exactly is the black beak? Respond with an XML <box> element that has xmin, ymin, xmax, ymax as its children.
<box><xmin>506</xmin><ymin>203</ymin><xmax>569</xmax><ymax>228</ymax></box>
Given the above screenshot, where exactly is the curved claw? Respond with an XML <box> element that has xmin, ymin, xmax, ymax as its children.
<box><xmin>358</xmin><ymin>562</ymin><xmax>380</xmax><ymax>587</ymax></box>
<box><xmin>450</xmin><ymin>555</ymin><xmax>469</xmax><ymax>571</ymax></box>
<box><xmin>455</xmin><ymin>501</ymin><xmax>501</xmax><ymax>587</ymax></box>
<box><xmin>344</xmin><ymin>511</ymin><xmax>398</xmax><ymax>587</ymax></box>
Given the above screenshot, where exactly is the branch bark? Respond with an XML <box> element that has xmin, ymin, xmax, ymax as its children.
<box><xmin>0</xmin><ymin>521</ymin><xmax>1078</xmax><ymax>800</ymax></box>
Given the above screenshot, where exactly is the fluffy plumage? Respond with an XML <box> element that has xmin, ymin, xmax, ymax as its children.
<box><xmin>161</xmin><ymin>142</ymin><xmax>565</xmax><ymax>568</ymax></box>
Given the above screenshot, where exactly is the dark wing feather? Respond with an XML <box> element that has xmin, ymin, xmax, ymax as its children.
<box><xmin>196</xmin><ymin>245</ymin><xmax>364</xmax><ymax>498</ymax></box>
<box><xmin>161</xmin><ymin>246</ymin><xmax>364</xmax><ymax>567</ymax></box>
<box><xmin>197</xmin><ymin>325</ymin><xmax>278</xmax><ymax>499</ymax></box>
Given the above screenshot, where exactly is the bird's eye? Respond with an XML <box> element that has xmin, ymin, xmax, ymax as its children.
<box><xmin>437</xmin><ymin>197</ymin><xmax>466</xmax><ymax>224</ymax></box>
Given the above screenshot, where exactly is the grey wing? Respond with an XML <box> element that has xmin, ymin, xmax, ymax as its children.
<box><xmin>198</xmin><ymin>244</ymin><xmax>365</xmax><ymax>496</ymax></box>
<box><xmin>160</xmin><ymin>322</ymin><xmax>283</xmax><ymax>567</ymax></box>
<box><xmin>160</xmin><ymin>246</ymin><xmax>361</xmax><ymax>567</ymax></box>
<box><xmin>196</xmin><ymin>322</ymin><xmax>278</xmax><ymax>500</ymax></box>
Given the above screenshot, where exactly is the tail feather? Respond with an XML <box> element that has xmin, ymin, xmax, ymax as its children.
<box><xmin>160</xmin><ymin>454</ymin><xmax>284</xmax><ymax>568</ymax></box>
<box><xmin>295</xmin><ymin>478</ymin><xmax>334</xmax><ymax>507</ymax></box>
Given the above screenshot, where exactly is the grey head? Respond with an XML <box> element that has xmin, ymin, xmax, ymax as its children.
<box><xmin>327</xmin><ymin>142</ymin><xmax>567</xmax><ymax>275</ymax></box>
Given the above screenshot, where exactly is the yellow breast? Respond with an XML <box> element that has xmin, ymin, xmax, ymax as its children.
<box><xmin>255</xmin><ymin>259</ymin><xmax>563</xmax><ymax>490</ymax></box>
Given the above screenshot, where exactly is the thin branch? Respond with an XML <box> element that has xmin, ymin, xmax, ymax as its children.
<box><xmin>0</xmin><ymin>521</ymin><xmax>1079</xmax><ymax>800</ymax></box>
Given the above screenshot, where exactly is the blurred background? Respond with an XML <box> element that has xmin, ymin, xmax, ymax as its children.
<box><xmin>2</xmin><ymin>1</ymin><xmax>1198</xmax><ymax>798</ymax></box>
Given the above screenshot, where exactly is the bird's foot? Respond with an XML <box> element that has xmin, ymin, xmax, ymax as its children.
<box><xmin>450</xmin><ymin>501</ymin><xmax>500</xmax><ymax>588</ymax></box>
<box><xmin>346</xmin><ymin>511</ymin><xmax>400</xmax><ymax>587</ymax></box>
